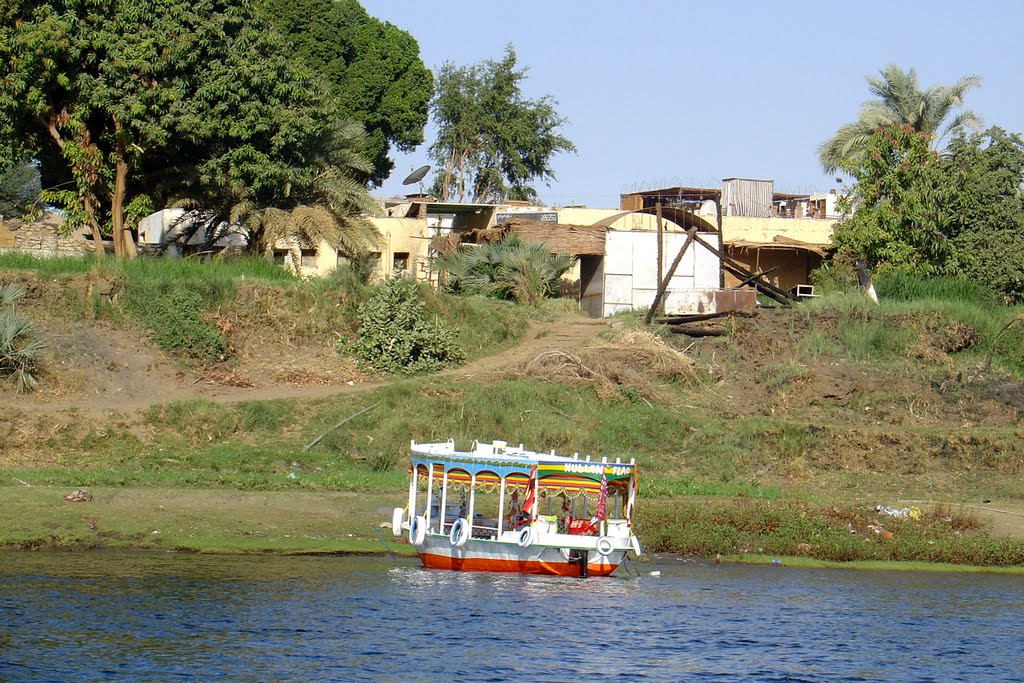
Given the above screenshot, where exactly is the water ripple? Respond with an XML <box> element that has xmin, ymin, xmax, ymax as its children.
<box><xmin>1</xmin><ymin>553</ymin><xmax>1023</xmax><ymax>682</ymax></box>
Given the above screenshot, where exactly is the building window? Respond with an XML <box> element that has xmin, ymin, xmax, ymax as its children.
<box><xmin>393</xmin><ymin>252</ymin><xmax>410</xmax><ymax>273</ymax></box>
<box><xmin>300</xmin><ymin>249</ymin><xmax>317</xmax><ymax>268</ymax></box>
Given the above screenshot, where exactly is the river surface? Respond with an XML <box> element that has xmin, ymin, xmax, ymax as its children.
<box><xmin>2</xmin><ymin>552</ymin><xmax>1023</xmax><ymax>682</ymax></box>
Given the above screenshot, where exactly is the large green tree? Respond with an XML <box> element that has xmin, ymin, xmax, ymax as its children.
<box><xmin>0</xmin><ymin>0</ymin><xmax>354</xmax><ymax>257</ymax></box>
<box><xmin>945</xmin><ymin>128</ymin><xmax>1024</xmax><ymax>303</ymax></box>
<box><xmin>831</xmin><ymin>125</ymin><xmax>958</xmax><ymax>275</ymax></box>
<box><xmin>430</xmin><ymin>44</ymin><xmax>576</xmax><ymax>203</ymax></box>
<box><xmin>831</xmin><ymin>124</ymin><xmax>1024</xmax><ymax>303</ymax></box>
<box><xmin>256</xmin><ymin>0</ymin><xmax>433</xmax><ymax>186</ymax></box>
<box><xmin>819</xmin><ymin>64</ymin><xmax>982</xmax><ymax>174</ymax></box>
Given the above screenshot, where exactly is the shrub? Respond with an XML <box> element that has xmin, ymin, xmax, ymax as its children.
<box><xmin>341</xmin><ymin>277</ymin><xmax>465</xmax><ymax>374</ymax></box>
<box><xmin>0</xmin><ymin>283</ymin><xmax>44</xmax><ymax>392</ymax></box>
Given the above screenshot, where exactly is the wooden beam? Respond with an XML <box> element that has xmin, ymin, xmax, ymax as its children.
<box><xmin>732</xmin><ymin>266</ymin><xmax>779</xmax><ymax>289</ymax></box>
<box><xmin>722</xmin><ymin>263</ymin><xmax>793</xmax><ymax>306</ymax></box>
<box><xmin>645</xmin><ymin>227</ymin><xmax>696</xmax><ymax>325</ymax></box>
<box><xmin>691</xmin><ymin>233</ymin><xmax>796</xmax><ymax>306</ymax></box>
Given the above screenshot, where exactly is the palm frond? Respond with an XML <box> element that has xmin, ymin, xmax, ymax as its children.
<box><xmin>0</xmin><ymin>307</ymin><xmax>44</xmax><ymax>393</ymax></box>
<box><xmin>820</xmin><ymin>64</ymin><xmax>981</xmax><ymax>173</ymax></box>
<box><xmin>818</xmin><ymin>119</ymin><xmax>878</xmax><ymax>174</ymax></box>
<box><xmin>0</xmin><ymin>283</ymin><xmax>27</xmax><ymax>308</ymax></box>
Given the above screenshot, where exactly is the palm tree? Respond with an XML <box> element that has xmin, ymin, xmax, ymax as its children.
<box><xmin>819</xmin><ymin>65</ymin><xmax>982</xmax><ymax>174</ymax></box>
<box><xmin>165</xmin><ymin>120</ymin><xmax>382</xmax><ymax>271</ymax></box>
<box><xmin>434</xmin><ymin>235</ymin><xmax>576</xmax><ymax>305</ymax></box>
<box><xmin>245</xmin><ymin>120</ymin><xmax>383</xmax><ymax>272</ymax></box>
<box><xmin>0</xmin><ymin>284</ymin><xmax>44</xmax><ymax>393</ymax></box>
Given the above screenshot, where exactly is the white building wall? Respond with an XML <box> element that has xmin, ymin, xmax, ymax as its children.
<box><xmin>601</xmin><ymin>230</ymin><xmax>721</xmax><ymax>317</ymax></box>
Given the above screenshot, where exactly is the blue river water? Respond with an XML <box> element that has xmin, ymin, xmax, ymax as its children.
<box><xmin>1</xmin><ymin>552</ymin><xmax>1023</xmax><ymax>682</ymax></box>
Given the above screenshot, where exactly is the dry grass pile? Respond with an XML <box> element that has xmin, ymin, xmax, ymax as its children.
<box><xmin>517</xmin><ymin>328</ymin><xmax>694</xmax><ymax>403</ymax></box>
<box><xmin>200</xmin><ymin>364</ymin><xmax>256</xmax><ymax>388</ymax></box>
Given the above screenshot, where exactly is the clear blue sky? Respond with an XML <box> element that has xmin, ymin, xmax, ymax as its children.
<box><xmin>361</xmin><ymin>0</ymin><xmax>1024</xmax><ymax>208</ymax></box>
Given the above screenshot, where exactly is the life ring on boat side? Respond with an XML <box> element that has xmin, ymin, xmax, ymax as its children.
<box><xmin>409</xmin><ymin>515</ymin><xmax>426</xmax><ymax>546</ymax></box>
<box><xmin>517</xmin><ymin>526</ymin><xmax>533</xmax><ymax>548</ymax></box>
<box><xmin>449</xmin><ymin>517</ymin><xmax>470</xmax><ymax>547</ymax></box>
<box><xmin>391</xmin><ymin>507</ymin><xmax>404</xmax><ymax>539</ymax></box>
<box><xmin>596</xmin><ymin>536</ymin><xmax>614</xmax><ymax>557</ymax></box>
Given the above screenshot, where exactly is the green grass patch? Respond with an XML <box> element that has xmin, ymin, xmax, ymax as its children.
<box><xmin>639</xmin><ymin>498</ymin><xmax>1024</xmax><ymax>566</ymax></box>
<box><xmin>874</xmin><ymin>272</ymin><xmax>1000</xmax><ymax>305</ymax></box>
<box><xmin>0</xmin><ymin>253</ymin><xmax>98</xmax><ymax>276</ymax></box>
<box><xmin>801</xmin><ymin>273</ymin><xmax>1024</xmax><ymax>377</ymax></box>
<box><xmin>0</xmin><ymin>487</ymin><xmax>410</xmax><ymax>554</ymax></box>
<box><xmin>424</xmin><ymin>289</ymin><xmax>530</xmax><ymax>361</ymax></box>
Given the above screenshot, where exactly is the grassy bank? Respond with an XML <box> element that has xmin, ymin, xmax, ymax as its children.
<box><xmin>2</xmin><ymin>265</ymin><xmax>1023</xmax><ymax>568</ymax></box>
<box><xmin>0</xmin><ymin>252</ymin><xmax>532</xmax><ymax>367</ymax></box>
<box><xmin>640</xmin><ymin>497</ymin><xmax>1024</xmax><ymax>566</ymax></box>
<box><xmin>4</xmin><ymin>373</ymin><xmax>1023</xmax><ymax>565</ymax></box>
<box><xmin>0</xmin><ymin>486</ymin><xmax>411</xmax><ymax>555</ymax></box>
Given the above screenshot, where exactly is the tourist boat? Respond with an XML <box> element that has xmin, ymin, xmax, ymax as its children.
<box><xmin>391</xmin><ymin>439</ymin><xmax>642</xmax><ymax>577</ymax></box>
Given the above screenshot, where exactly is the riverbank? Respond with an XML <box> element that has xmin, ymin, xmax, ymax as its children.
<box><xmin>3</xmin><ymin>263</ymin><xmax>1023</xmax><ymax>570</ymax></box>
<box><xmin>5</xmin><ymin>485</ymin><xmax>1024</xmax><ymax>573</ymax></box>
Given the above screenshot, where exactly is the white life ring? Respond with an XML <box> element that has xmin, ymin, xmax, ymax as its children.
<box><xmin>596</xmin><ymin>536</ymin><xmax>614</xmax><ymax>557</ymax></box>
<box><xmin>517</xmin><ymin>526</ymin><xmax>533</xmax><ymax>548</ymax></box>
<box><xmin>449</xmin><ymin>517</ymin><xmax>470</xmax><ymax>547</ymax></box>
<box><xmin>391</xmin><ymin>507</ymin><xmax>404</xmax><ymax>539</ymax></box>
<box><xmin>409</xmin><ymin>515</ymin><xmax>426</xmax><ymax>546</ymax></box>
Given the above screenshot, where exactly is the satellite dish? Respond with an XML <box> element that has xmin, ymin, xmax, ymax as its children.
<box><xmin>402</xmin><ymin>165</ymin><xmax>431</xmax><ymax>186</ymax></box>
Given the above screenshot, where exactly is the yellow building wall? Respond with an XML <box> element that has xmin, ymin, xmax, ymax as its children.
<box><xmin>721</xmin><ymin>216</ymin><xmax>835</xmax><ymax>246</ymax></box>
<box><xmin>375</xmin><ymin>217</ymin><xmax>431</xmax><ymax>280</ymax></box>
<box><xmin>721</xmin><ymin>216</ymin><xmax>833</xmax><ymax>292</ymax></box>
<box><xmin>302</xmin><ymin>216</ymin><xmax>431</xmax><ymax>281</ymax></box>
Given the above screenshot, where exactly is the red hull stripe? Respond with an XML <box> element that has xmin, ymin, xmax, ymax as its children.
<box><xmin>419</xmin><ymin>552</ymin><xmax>618</xmax><ymax>577</ymax></box>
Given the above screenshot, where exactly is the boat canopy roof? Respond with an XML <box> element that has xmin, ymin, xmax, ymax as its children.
<box><xmin>410</xmin><ymin>439</ymin><xmax>637</xmax><ymax>484</ymax></box>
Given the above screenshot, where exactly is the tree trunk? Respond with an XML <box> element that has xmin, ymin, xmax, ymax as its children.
<box><xmin>83</xmin><ymin>195</ymin><xmax>106</xmax><ymax>257</ymax></box>
<box><xmin>441</xmin><ymin>148</ymin><xmax>456</xmax><ymax>201</ymax></box>
<box><xmin>110</xmin><ymin>136</ymin><xmax>136</xmax><ymax>259</ymax></box>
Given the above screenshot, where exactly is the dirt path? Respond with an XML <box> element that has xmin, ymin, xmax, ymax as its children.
<box><xmin>2</xmin><ymin>316</ymin><xmax>609</xmax><ymax>417</ymax></box>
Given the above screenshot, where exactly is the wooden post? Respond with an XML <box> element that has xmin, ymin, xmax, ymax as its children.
<box><xmin>645</xmin><ymin>227</ymin><xmax>696</xmax><ymax>324</ymax></box>
<box><xmin>715</xmin><ymin>190</ymin><xmax>725</xmax><ymax>289</ymax></box>
<box><xmin>656</xmin><ymin>202</ymin><xmax>664</xmax><ymax>314</ymax></box>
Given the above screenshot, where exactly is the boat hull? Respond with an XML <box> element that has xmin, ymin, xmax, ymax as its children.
<box><xmin>415</xmin><ymin>534</ymin><xmax>625</xmax><ymax>577</ymax></box>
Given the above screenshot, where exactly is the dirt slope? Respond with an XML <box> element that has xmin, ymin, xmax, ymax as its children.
<box><xmin>1</xmin><ymin>298</ymin><xmax>609</xmax><ymax>417</ymax></box>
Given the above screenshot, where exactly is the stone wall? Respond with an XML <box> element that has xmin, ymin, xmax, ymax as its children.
<box><xmin>0</xmin><ymin>215</ymin><xmax>108</xmax><ymax>256</ymax></box>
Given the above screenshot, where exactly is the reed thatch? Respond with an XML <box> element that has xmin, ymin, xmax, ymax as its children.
<box><xmin>430</xmin><ymin>219</ymin><xmax>607</xmax><ymax>257</ymax></box>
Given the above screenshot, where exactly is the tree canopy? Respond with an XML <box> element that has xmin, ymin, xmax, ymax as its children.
<box><xmin>429</xmin><ymin>44</ymin><xmax>576</xmax><ymax>203</ymax></box>
<box><xmin>945</xmin><ymin>128</ymin><xmax>1024</xmax><ymax>302</ymax></box>
<box><xmin>0</xmin><ymin>0</ymin><xmax>381</xmax><ymax>259</ymax></box>
<box><xmin>831</xmin><ymin>124</ymin><xmax>1024</xmax><ymax>303</ymax></box>
<box><xmin>819</xmin><ymin>65</ymin><xmax>982</xmax><ymax>174</ymax></box>
<box><xmin>255</xmin><ymin>0</ymin><xmax>433</xmax><ymax>186</ymax></box>
<box><xmin>831</xmin><ymin>125</ymin><xmax>957</xmax><ymax>276</ymax></box>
